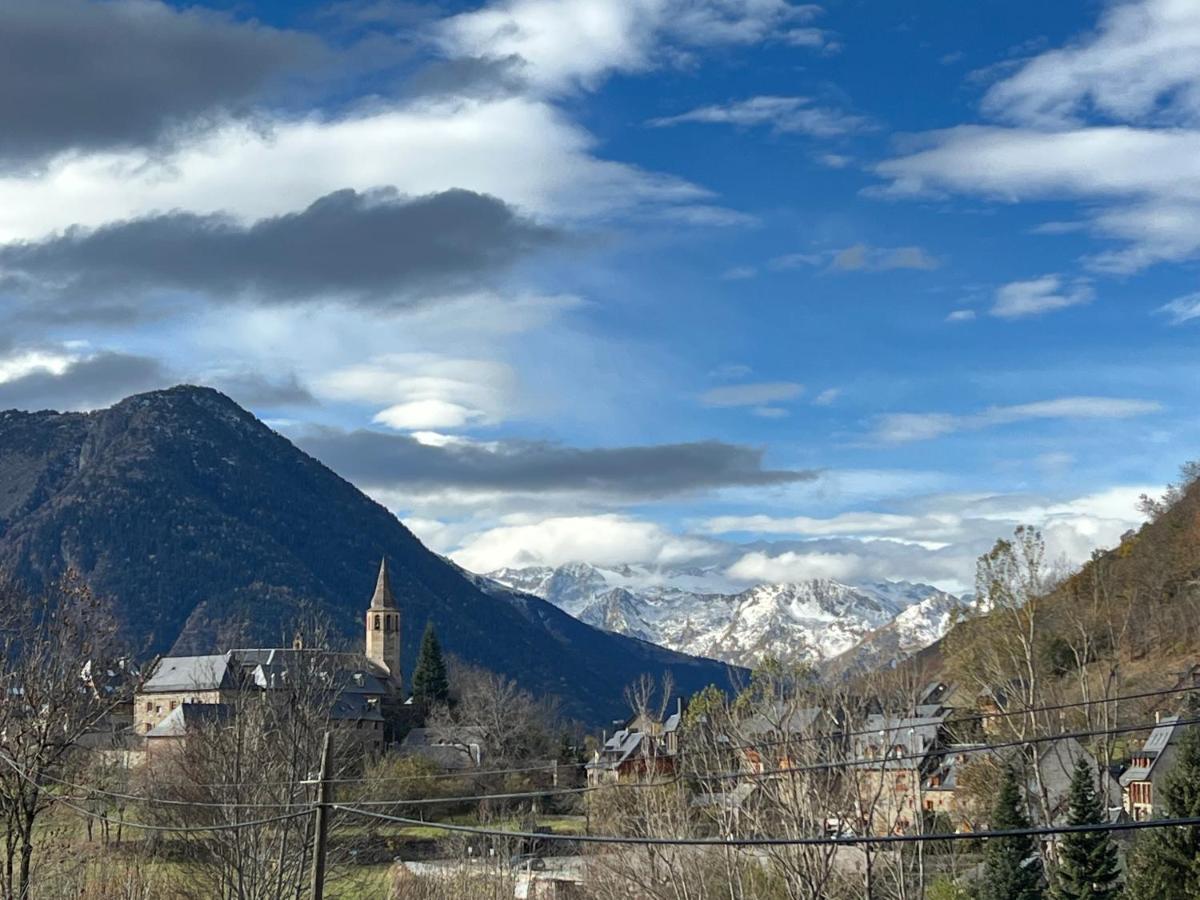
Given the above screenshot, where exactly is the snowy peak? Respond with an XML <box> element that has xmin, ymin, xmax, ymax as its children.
<box><xmin>483</xmin><ymin>563</ymin><xmax>965</xmax><ymax>670</ymax></box>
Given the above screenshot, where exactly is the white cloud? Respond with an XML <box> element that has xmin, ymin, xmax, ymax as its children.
<box><xmin>439</xmin><ymin>0</ymin><xmax>821</xmax><ymax>94</ymax></box>
<box><xmin>982</xmin><ymin>0</ymin><xmax>1200</xmax><ymax>127</ymax></box>
<box><xmin>450</xmin><ymin>513</ymin><xmax>721</xmax><ymax>571</ymax></box>
<box><xmin>703</xmin><ymin>511</ymin><xmax>924</xmax><ymax>538</ymax></box>
<box><xmin>648</xmin><ymin>95</ymin><xmax>868</xmax><ymax>137</ymax></box>
<box><xmin>873</xmin><ymin>395</ymin><xmax>1162</xmax><ymax>444</ymax></box>
<box><xmin>0</xmin><ymin>347</ymin><xmax>79</xmax><ymax>383</ymax></box>
<box><xmin>991</xmin><ymin>275</ymin><xmax>1093</xmax><ymax>319</ymax></box>
<box><xmin>700</xmin><ymin>381</ymin><xmax>804</xmax><ymax>407</ymax></box>
<box><xmin>812</xmin><ymin>387</ymin><xmax>841</xmax><ymax>406</ymax></box>
<box><xmin>946</xmin><ymin>309</ymin><xmax>976</xmax><ymax>322</ymax></box>
<box><xmin>1158</xmin><ymin>291</ymin><xmax>1200</xmax><ymax>324</ymax></box>
<box><xmin>716</xmin><ymin>484</ymin><xmax>1154</xmax><ymax>591</ymax></box>
<box><xmin>0</xmin><ymin>97</ymin><xmax>710</xmax><ymax>244</ymax></box>
<box><xmin>315</xmin><ymin>353</ymin><xmax>516</xmax><ymax>430</ymax></box>
<box><xmin>875</xmin><ymin>1</ymin><xmax>1200</xmax><ymax>272</ymax></box>
<box><xmin>727</xmin><ymin>550</ymin><xmax>867</xmax><ymax>583</ymax></box>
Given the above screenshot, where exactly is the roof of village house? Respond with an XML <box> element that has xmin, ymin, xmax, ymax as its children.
<box><xmin>146</xmin><ymin>702</ymin><xmax>233</xmax><ymax>738</ymax></box>
<box><xmin>141</xmin><ymin>654</ymin><xmax>233</xmax><ymax>693</ymax></box>
<box><xmin>588</xmin><ymin>729</ymin><xmax>648</xmax><ymax>771</ymax></box>
<box><xmin>740</xmin><ymin>704</ymin><xmax>824</xmax><ymax>738</ymax></box>
<box><xmin>856</xmin><ymin>712</ymin><xmax>949</xmax><ymax>769</ymax></box>
<box><xmin>1120</xmin><ymin>716</ymin><xmax>1181</xmax><ymax>786</ymax></box>
<box><xmin>400</xmin><ymin>727</ymin><xmax>485</xmax><ymax>769</ymax></box>
<box><xmin>142</xmin><ymin>648</ymin><xmax>391</xmax><ymax>695</ymax></box>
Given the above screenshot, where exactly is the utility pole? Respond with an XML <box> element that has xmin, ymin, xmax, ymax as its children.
<box><xmin>309</xmin><ymin>731</ymin><xmax>333</xmax><ymax>900</ymax></box>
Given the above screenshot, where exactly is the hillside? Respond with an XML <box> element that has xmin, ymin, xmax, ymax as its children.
<box><xmin>0</xmin><ymin>386</ymin><xmax>740</xmax><ymax>723</ymax></box>
<box><xmin>913</xmin><ymin>466</ymin><xmax>1200</xmax><ymax>692</ymax></box>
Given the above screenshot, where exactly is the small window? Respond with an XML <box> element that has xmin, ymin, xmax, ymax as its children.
<box><xmin>144</xmin><ymin>702</ymin><xmax>152</xmax><ymax>712</ymax></box>
<box><xmin>170</xmin><ymin>701</ymin><xmax>177</xmax><ymax>710</ymax></box>
<box><xmin>374</xmin><ymin>615</ymin><xmax>381</xmax><ymax>631</ymax></box>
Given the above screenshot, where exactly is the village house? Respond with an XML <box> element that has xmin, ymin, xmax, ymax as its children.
<box><xmin>134</xmin><ymin>559</ymin><xmax>404</xmax><ymax>755</ymax></box>
<box><xmin>852</xmin><ymin>710</ymin><xmax>952</xmax><ymax>832</ymax></box>
<box><xmin>1120</xmin><ymin>714</ymin><xmax>1183</xmax><ymax>821</ymax></box>
<box><xmin>586</xmin><ymin>702</ymin><xmax>682</xmax><ymax>786</ymax></box>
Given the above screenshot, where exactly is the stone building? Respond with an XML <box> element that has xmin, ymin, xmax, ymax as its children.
<box><xmin>135</xmin><ymin>559</ymin><xmax>404</xmax><ymax>754</ymax></box>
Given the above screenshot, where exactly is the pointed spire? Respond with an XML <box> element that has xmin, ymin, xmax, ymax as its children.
<box><xmin>370</xmin><ymin>557</ymin><xmax>396</xmax><ymax>609</ymax></box>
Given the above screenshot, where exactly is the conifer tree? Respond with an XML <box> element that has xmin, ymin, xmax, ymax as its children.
<box><xmin>411</xmin><ymin>621</ymin><xmax>449</xmax><ymax>707</ymax></box>
<box><xmin>979</xmin><ymin>766</ymin><xmax>1044</xmax><ymax>900</ymax></box>
<box><xmin>1051</xmin><ymin>756</ymin><xmax>1120</xmax><ymax>900</ymax></box>
<box><xmin>1126</xmin><ymin>724</ymin><xmax>1200</xmax><ymax>900</ymax></box>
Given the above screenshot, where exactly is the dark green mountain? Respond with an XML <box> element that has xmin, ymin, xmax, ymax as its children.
<box><xmin>0</xmin><ymin>386</ymin><xmax>739</xmax><ymax>722</ymax></box>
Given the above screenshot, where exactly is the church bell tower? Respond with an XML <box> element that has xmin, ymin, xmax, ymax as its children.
<box><xmin>365</xmin><ymin>558</ymin><xmax>402</xmax><ymax>688</ymax></box>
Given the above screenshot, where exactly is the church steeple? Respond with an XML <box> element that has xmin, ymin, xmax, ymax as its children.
<box><xmin>370</xmin><ymin>558</ymin><xmax>396</xmax><ymax>609</ymax></box>
<box><xmin>365</xmin><ymin>558</ymin><xmax>402</xmax><ymax>686</ymax></box>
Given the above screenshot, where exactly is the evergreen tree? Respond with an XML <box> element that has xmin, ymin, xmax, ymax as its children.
<box><xmin>1126</xmin><ymin>724</ymin><xmax>1200</xmax><ymax>900</ymax></box>
<box><xmin>411</xmin><ymin>621</ymin><xmax>449</xmax><ymax>707</ymax></box>
<box><xmin>979</xmin><ymin>766</ymin><xmax>1044</xmax><ymax>900</ymax></box>
<box><xmin>1051</xmin><ymin>756</ymin><xmax>1121</xmax><ymax>900</ymax></box>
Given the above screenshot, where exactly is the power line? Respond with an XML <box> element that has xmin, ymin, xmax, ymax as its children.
<box><xmin>691</xmin><ymin>714</ymin><xmax>1200</xmax><ymax>781</ymax></box>
<box><xmin>714</xmin><ymin>682</ymin><xmax>1200</xmax><ymax>756</ymax></box>
<box><xmin>171</xmin><ymin>682</ymin><xmax>1200</xmax><ymax>789</ymax></box>
<box><xmin>0</xmin><ymin>751</ymin><xmax>314</xmax><ymax>834</ymax></box>
<box><xmin>333</xmin><ymin>803</ymin><xmax>1200</xmax><ymax>848</ymax></box>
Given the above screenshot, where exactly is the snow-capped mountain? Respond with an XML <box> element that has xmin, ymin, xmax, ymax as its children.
<box><xmin>482</xmin><ymin>562</ymin><xmax>966</xmax><ymax>670</ymax></box>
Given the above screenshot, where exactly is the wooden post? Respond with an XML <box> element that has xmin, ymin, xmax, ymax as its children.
<box><xmin>309</xmin><ymin>732</ymin><xmax>333</xmax><ymax>900</ymax></box>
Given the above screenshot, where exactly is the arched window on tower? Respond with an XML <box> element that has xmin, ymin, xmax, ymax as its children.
<box><xmin>374</xmin><ymin>615</ymin><xmax>381</xmax><ymax>631</ymax></box>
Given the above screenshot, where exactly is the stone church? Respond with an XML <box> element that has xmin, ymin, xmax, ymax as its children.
<box><xmin>135</xmin><ymin>559</ymin><xmax>406</xmax><ymax>753</ymax></box>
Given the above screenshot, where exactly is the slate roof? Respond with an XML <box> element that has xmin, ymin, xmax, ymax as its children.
<box><xmin>141</xmin><ymin>655</ymin><xmax>232</xmax><ymax>693</ymax></box>
<box><xmin>1120</xmin><ymin>716</ymin><xmax>1181</xmax><ymax>787</ymax></box>
<box><xmin>855</xmin><ymin>712</ymin><xmax>949</xmax><ymax>769</ymax></box>
<box><xmin>146</xmin><ymin>703</ymin><xmax>233</xmax><ymax>738</ymax></box>
<box><xmin>740</xmin><ymin>705</ymin><xmax>824</xmax><ymax>738</ymax></box>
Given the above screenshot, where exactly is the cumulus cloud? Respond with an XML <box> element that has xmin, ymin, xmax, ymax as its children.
<box><xmin>294</xmin><ymin>427</ymin><xmax>816</xmax><ymax>499</ymax></box>
<box><xmin>0</xmin><ymin>0</ymin><xmax>324</xmax><ymax>165</ymax></box>
<box><xmin>716</xmin><ymin>485</ymin><xmax>1153</xmax><ymax>591</ymax></box>
<box><xmin>981</xmin><ymin>0</ymin><xmax>1200</xmax><ymax>127</ymax></box>
<box><xmin>648</xmin><ymin>96</ymin><xmax>869</xmax><ymax>137</ymax></box>
<box><xmin>0</xmin><ymin>188</ymin><xmax>558</xmax><ymax>320</ymax></box>
<box><xmin>0</xmin><ymin>97</ymin><xmax>709</xmax><ymax>246</ymax></box>
<box><xmin>450</xmin><ymin>513</ymin><xmax>723</xmax><ymax>571</ymax></box>
<box><xmin>872</xmin><ymin>396</ymin><xmax>1162</xmax><ymax>444</ymax></box>
<box><xmin>875</xmin><ymin>1</ymin><xmax>1200</xmax><ymax>272</ymax></box>
<box><xmin>0</xmin><ymin>349</ymin><xmax>170</xmax><ymax>412</ymax></box>
<box><xmin>439</xmin><ymin>0</ymin><xmax>824</xmax><ymax>94</ymax></box>
<box><xmin>991</xmin><ymin>275</ymin><xmax>1094</xmax><ymax>318</ymax></box>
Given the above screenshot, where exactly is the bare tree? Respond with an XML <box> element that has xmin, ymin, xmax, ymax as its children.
<box><xmin>0</xmin><ymin>572</ymin><xmax>128</xmax><ymax>900</ymax></box>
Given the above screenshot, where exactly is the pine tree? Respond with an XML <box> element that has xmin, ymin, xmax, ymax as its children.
<box><xmin>1051</xmin><ymin>756</ymin><xmax>1121</xmax><ymax>900</ymax></box>
<box><xmin>979</xmin><ymin>765</ymin><xmax>1045</xmax><ymax>900</ymax></box>
<box><xmin>1126</xmin><ymin>724</ymin><xmax>1200</xmax><ymax>900</ymax></box>
<box><xmin>411</xmin><ymin>621</ymin><xmax>449</xmax><ymax>707</ymax></box>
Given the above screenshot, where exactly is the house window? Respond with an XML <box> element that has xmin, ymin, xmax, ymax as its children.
<box><xmin>374</xmin><ymin>615</ymin><xmax>381</xmax><ymax>631</ymax></box>
<box><xmin>155</xmin><ymin>704</ymin><xmax>162</xmax><ymax>714</ymax></box>
<box><xmin>1130</xmin><ymin>782</ymin><xmax>1152</xmax><ymax>806</ymax></box>
<box><xmin>170</xmin><ymin>701</ymin><xmax>177</xmax><ymax>710</ymax></box>
<box><xmin>144</xmin><ymin>702</ymin><xmax>152</xmax><ymax>712</ymax></box>
<box><xmin>924</xmin><ymin>800</ymin><xmax>934</xmax><ymax>811</ymax></box>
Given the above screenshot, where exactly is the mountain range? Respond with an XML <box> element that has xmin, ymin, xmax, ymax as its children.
<box><xmin>484</xmin><ymin>562</ymin><xmax>968</xmax><ymax>671</ymax></box>
<box><xmin>0</xmin><ymin>386</ymin><xmax>739</xmax><ymax>723</ymax></box>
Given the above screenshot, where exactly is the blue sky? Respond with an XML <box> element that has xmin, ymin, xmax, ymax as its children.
<box><xmin>1</xmin><ymin>0</ymin><xmax>1197</xmax><ymax>590</ymax></box>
